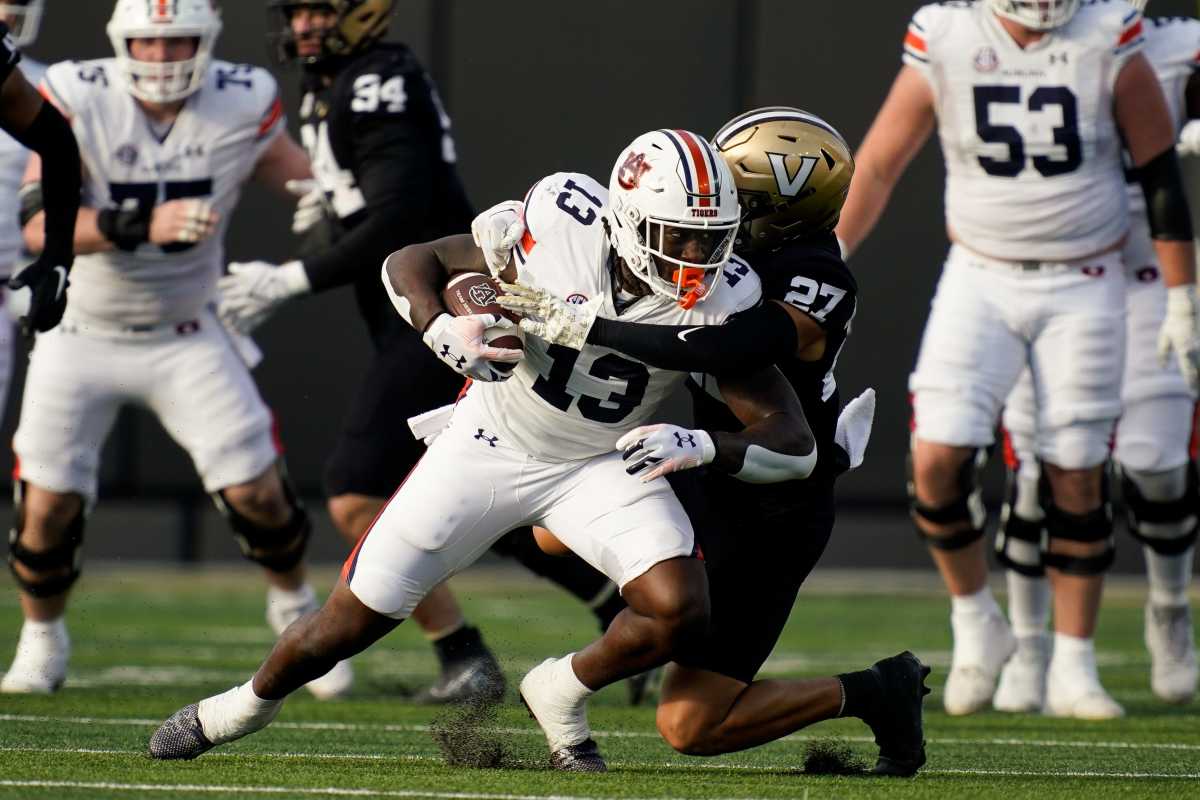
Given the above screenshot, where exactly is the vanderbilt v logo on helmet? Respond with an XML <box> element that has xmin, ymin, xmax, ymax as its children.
<box><xmin>713</xmin><ymin>106</ymin><xmax>854</xmax><ymax>253</ymax></box>
<box><xmin>269</xmin><ymin>0</ymin><xmax>395</xmax><ymax>66</ymax></box>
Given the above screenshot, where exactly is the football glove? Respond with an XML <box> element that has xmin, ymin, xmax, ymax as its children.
<box><xmin>497</xmin><ymin>281</ymin><xmax>602</xmax><ymax>350</ymax></box>
<box><xmin>7</xmin><ymin>254</ymin><xmax>69</xmax><ymax>335</ymax></box>
<box><xmin>617</xmin><ymin>423</ymin><xmax>716</xmax><ymax>483</ymax></box>
<box><xmin>1178</xmin><ymin>120</ymin><xmax>1200</xmax><ymax>158</ymax></box>
<box><xmin>1157</xmin><ymin>284</ymin><xmax>1200</xmax><ymax>392</ymax></box>
<box><xmin>471</xmin><ymin>199</ymin><xmax>525</xmax><ymax>277</ymax></box>
<box><xmin>834</xmin><ymin>388</ymin><xmax>876</xmax><ymax>471</ymax></box>
<box><xmin>286</xmin><ymin>179</ymin><xmax>328</xmax><ymax>235</ymax></box>
<box><xmin>217</xmin><ymin>260</ymin><xmax>311</xmax><ymax>334</ymax></box>
<box><xmin>422</xmin><ymin>312</ymin><xmax>523</xmax><ymax>382</ymax></box>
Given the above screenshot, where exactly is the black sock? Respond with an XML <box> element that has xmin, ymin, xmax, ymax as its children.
<box><xmin>433</xmin><ymin>624</ymin><xmax>487</xmax><ymax>669</ymax></box>
<box><xmin>836</xmin><ymin>667</ymin><xmax>882</xmax><ymax>719</ymax></box>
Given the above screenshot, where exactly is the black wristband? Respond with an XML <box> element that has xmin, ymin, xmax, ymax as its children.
<box><xmin>97</xmin><ymin>205</ymin><xmax>151</xmax><ymax>252</ymax></box>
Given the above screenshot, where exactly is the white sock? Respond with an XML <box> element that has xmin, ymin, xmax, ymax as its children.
<box><xmin>1051</xmin><ymin>633</ymin><xmax>1097</xmax><ymax>677</ymax></box>
<box><xmin>554</xmin><ymin>653</ymin><xmax>595</xmax><ymax>705</ymax></box>
<box><xmin>1006</xmin><ymin>572</ymin><xmax>1051</xmax><ymax>639</ymax></box>
<box><xmin>20</xmin><ymin>618</ymin><xmax>67</xmax><ymax>642</ymax></box>
<box><xmin>1145</xmin><ymin>545</ymin><xmax>1194</xmax><ymax>608</ymax></box>
<box><xmin>951</xmin><ymin>586</ymin><xmax>1000</xmax><ymax>618</ymax></box>
<box><xmin>267</xmin><ymin>584</ymin><xmax>315</xmax><ymax>608</ymax></box>
<box><xmin>197</xmin><ymin>680</ymin><xmax>283</xmax><ymax>744</ymax></box>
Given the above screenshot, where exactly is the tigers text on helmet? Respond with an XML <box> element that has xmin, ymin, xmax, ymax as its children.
<box><xmin>989</xmin><ymin>0</ymin><xmax>1080</xmax><ymax>31</ymax></box>
<box><xmin>107</xmin><ymin>0</ymin><xmax>222</xmax><ymax>104</ymax></box>
<box><xmin>605</xmin><ymin>129</ymin><xmax>740</xmax><ymax>309</ymax></box>
<box><xmin>268</xmin><ymin>0</ymin><xmax>394</xmax><ymax>67</ymax></box>
<box><xmin>713</xmin><ymin>106</ymin><xmax>854</xmax><ymax>254</ymax></box>
<box><xmin>0</xmin><ymin>0</ymin><xmax>44</xmax><ymax>48</ymax></box>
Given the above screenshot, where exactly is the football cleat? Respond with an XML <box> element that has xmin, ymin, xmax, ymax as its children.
<box><xmin>519</xmin><ymin>657</ymin><xmax>605</xmax><ymax>771</ymax></box>
<box><xmin>943</xmin><ymin>607</ymin><xmax>1016</xmax><ymax>715</ymax></box>
<box><xmin>266</xmin><ymin>584</ymin><xmax>354</xmax><ymax>699</ymax></box>
<box><xmin>1145</xmin><ymin>603</ymin><xmax>1197</xmax><ymax>705</ymax></box>
<box><xmin>1044</xmin><ymin>660</ymin><xmax>1124</xmax><ymax>720</ymax></box>
<box><xmin>993</xmin><ymin>633</ymin><xmax>1050</xmax><ymax>713</ymax></box>
<box><xmin>859</xmin><ymin>651</ymin><xmax>931</xmax><ymax>777</ymax></box>
<box><xmin>413</xmin><ymin>652</ymin><xmax>507</xmax><ymax>705</ymax></box>
<box><xmin>1</xmin><ymin>619</ymin><xmax>69</xmax><ymax>694</ymax></box>
<box><xmin>149</xmin><ymin>703</ymin><xmax>214</xmax><ymax>760</ymax></box>
<box><xmin>550</xmin><ymin>738</ymin><xmax>607</xmax><ymax>773</ymax></box>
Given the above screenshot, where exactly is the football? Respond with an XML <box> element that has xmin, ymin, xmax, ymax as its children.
<box><xmin>441</xmin><ymin>273</ymin><xmax>524</xmax><ymax>372</ymax></box>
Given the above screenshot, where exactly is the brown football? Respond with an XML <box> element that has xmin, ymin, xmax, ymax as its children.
<box><xmin>441</xmin><ymin>273</ymin><xmax>524</xmax><ymax>372</ymax></box>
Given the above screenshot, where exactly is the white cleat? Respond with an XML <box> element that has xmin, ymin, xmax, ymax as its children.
<box><xmin>266</xmin><ymin>585</ymin><xmax>354</xmax><ymax>700</ymax></box>
<box><xmin>993</xmin><ymin>633</ymin><xmax>1050</xmax><ymax>713</ymax></box>
<box><xmin>1145</xmin><ymin>603</ymin><xmax>1197</xmax><ymax>705</ymax></box>
<box><xmin>519</xmin><ymin>656</ymin><xmax>606</xmax><ymax>772</ymax></box>
<box><xmin>943</xmin><ymin>608</ymin><xmax>1016</xmax><ymax>716</ymax></box>
<box><xmin>1044</xmin><ymin>663</ymin><xmax>1124</xmax><ymax>720</ymax></box>
<box><xmin>1</xmin><ymin>619</ymin><xmax>69</xmax><ymax>694</ymax></box>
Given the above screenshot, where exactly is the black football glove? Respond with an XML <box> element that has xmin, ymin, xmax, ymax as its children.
<box><xmin>8</xmin><ymin>253</ymin><xmax>70</xmax><ymax>335</ymax></box>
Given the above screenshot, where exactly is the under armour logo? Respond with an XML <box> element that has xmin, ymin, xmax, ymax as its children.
<box><xmin>474</xmin><ymin>429</ymin><xmax>499</xmax><ymax>447</ymax></box>
<box><xmin>439</xmin><ymin>345</ymin><xmax>467</xmax><ymax>369</ymax></box>
<box><xmin>1049</xmin><ymin>52</ymin><xmax>1068</xmax><ymax>65</ymax></box>
<box><xmin>674</xmin><ymin>433</ymin><xmax>697</xmax><ymax>448</ymax></box>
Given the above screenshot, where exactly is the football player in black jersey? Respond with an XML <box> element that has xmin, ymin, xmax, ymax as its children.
<box><xmin>483</xmin><ymin>108</ymin><xmax>929</xmax><ymax>776</ymax></box>
<box><xmin>0</xmin><ymin>21</ymin><xmax>79</xmax><ymax>333</ymax></box>
<box><xmin>222</xmin><ymin>0</ymin><xmax>631</xmax><ymax>704</ymax></box>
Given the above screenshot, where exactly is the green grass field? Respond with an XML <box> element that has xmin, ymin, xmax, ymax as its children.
<box><xmin>0</xmin><ymin>565</ymin><xmax>1197</xmax><ymax>800</ymax></box>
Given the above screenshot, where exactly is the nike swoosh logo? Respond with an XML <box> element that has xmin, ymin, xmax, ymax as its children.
<box><xmin>677</xmin><ymin>327</ymin><xmax>704</xmax><ymax>342</ymax></box>
<box><xmin>52</xmin><ymin>266</ymin><xmax>67</xmax><ymax>298</ymax></box>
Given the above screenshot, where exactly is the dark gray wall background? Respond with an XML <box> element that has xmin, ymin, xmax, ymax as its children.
<box><xmin>4</xmin><ymin>0</ymin><xmax>1197</xmax><ymax>505</ymax></box>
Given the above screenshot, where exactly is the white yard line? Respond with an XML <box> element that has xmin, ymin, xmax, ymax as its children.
<box><xmin>3</xmin><ymin>713</ymin><xmax>1199</xmax><ymax>752</ymax></box>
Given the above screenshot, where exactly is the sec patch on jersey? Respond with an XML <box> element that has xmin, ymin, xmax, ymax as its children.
<box><xmin>442</xmin><ymin>273</ymin><xmax>524</xmax><ymax>372</ymax></box>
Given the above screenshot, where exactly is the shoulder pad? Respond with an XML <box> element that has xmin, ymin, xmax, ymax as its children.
<box><xmin>1074</xmin><ymin>2</ymin><xmax>1144</xmax><ymax>53</ymax></box>
<box><xmin>904</xmin><ymin>3</ymin><xmax>965</xmax><ymax>66</ymax></box>
<box><xmin>1144</xmin><ymin>16</ymin><xmax>1200</xmax><ymax>65</ymax></box>
<box><xmin>715</xmin><ymin>253</ymin><xmax>763</xmax><ymax>315</ymax></box>
<box><xmin>335</xmin><ymin>44</ymin><xmax>424</xmax><ymax>117</ymax></box>
<box><xmin>41</xmin><ymin>59</ymin><xmax>117</xmax><ymax>119</ymax></box>
<box><xmin>521</xmin><ymin>172</ymin><xmax>609</xmax><ymax>244</ymax></box>
<box><xmin>203</xmin><ymin>61</ymin><xmax>283</xmax><ymax>139</ymax></box>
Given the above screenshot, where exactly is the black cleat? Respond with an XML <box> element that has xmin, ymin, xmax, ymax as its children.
<box><xmin>862</xmin><ymin>651</ymin><xmax>931</xmax><ymax>777</ymax></box>
<box><xmin>414</xmin><ymin>653</ymin><xmax>507</xmax><ymax>705</ymax></box>
<box><xmin>549</xmin><ymin>737</ymin><xmax>607</xmax><ymax>772</ymax></box>
<box><xmin>149</xmin><ymin>703</ymin><xmax>214</xmax><ymax>761</ymax></box>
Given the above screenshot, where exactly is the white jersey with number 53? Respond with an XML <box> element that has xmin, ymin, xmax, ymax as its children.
<box><xmin>466</xmin><ymin>172</ymin><xmax>761</xmax><ymax>462</ymax></box>
<box><xmin>904</xmin><ymin>1</ymin><xmax>1145</xmax><ymax>261</ymax></box>
<box><xmin>40</xmin><ymin>58</ymin><xmax>285</xmax><ymax>327</ymax></box>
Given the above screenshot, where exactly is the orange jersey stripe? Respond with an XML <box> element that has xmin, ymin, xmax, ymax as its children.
<box><xmin>1117</xmin><ymin>20</ymin><xmax>1143</xmax><ymax>47</ymax></box>
<box><xmin>520</xmin><ymin>227</ymin><xmax>537</xmax><ymax>254</ymax></box>
<box><xmin>904</xmin><ymin>30</ymin><xmax>927</xmax><ymax>53</ymax></box>
<box><xmin>257</xmin><ymin>96</ymin><xmax>283</xmax><ymax>138</ymax></box>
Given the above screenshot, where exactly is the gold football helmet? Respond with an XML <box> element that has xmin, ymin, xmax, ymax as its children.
<box><xmin>269</xmin><ymin>0</ymin><xmax>395</xmax><ymax>65</ymax></box>
<box><xmin>712</xmin><ymin>106</ymin><xmax>854</xmax><ymax>253</ymax></box>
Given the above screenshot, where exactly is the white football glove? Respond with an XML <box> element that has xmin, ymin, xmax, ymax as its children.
<box><xmin>1178</xmin><ymin>121</ymin><xmax>1200</xmax><ymax>158</ymax></box>
<box><xmin>616</xmin><ymin>424</ymin><xmax>716</xmax><ymax>483</ymax></box>
<box><xmin>422</xmin><ymin>312</ymin><xmax>523</xmax><ymax>382</ymax></box>
<box><xmin>1158</xmin><ymin>284</ymin><xmax>1200</xmax><ymax>392</ymax></box>
<box><xmin>834</xmin><ymin>388</ymin><xmax>876</xmax><ymax>471</ymax></box>
<box><xmin>497</xmin><ymin>281</ymin><xmax>602</xmax><ymax>350</ymax></box>
<box><xmin>217</xmin><ymin>260</ymin><xmax>312</xmax><ymax>334</ymax></box>
<box><xmin>470</xmin><ymin>200</ymin><xmax>526</xmax><ymax>277</ymax></box>
<box><xmin>286</xmin><ymin>179</ymin><xmax>329</xmax><ymax>235</ymax></box>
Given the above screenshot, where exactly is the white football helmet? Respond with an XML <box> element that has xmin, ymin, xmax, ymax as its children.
<box><xmin>989</xmin><ymin>0</ymin><xmax>1080</xmax><ymax>31</ymax></box>
<box><xmin>107</xmin><ymin>0</ymin><xmax>222</xmax><ymax>104</ymax></box>
<box><xmin>1126</xmin><ymin>0</ymin><xmax>1148</xmax><ymax>11</ymax></box>
<box><xmin>605</xmin><ymin>129</ymin><xmax>740</xmax><ymax>308</ymax></box>
<box><xmin>0</xmin><ymin>0</ymin><xmax>44</xmax><ymax>48</ymax></box>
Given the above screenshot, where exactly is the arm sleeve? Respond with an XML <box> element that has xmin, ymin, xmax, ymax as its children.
<box><xmin>300</xmin><ymin>78</ymin><xmax>440</xmax><ymax>292</ymax></box>
<box><xmin>0</xmin><ymin>26</ymin><xmax>19</xmax><ymax>86</ymax></box>
<box><xmin>587</xmin><ymin>300</ymin><xmax>799</xmax><ymax>373</ymax></box>
<box><xmin>1138</xmin><ymin>145</ymin><xmax>1195</xmax><ymax>241</ymax></box>
<box><xmin>9</xmin><ymin>99</ymin><xmax>81</xmax><ymax>266</ymax></box>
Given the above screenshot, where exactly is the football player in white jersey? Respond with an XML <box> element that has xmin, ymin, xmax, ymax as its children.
<box><xmin>149</xmin><ymin>130</ymin><xmax>819</xmax><ymax>772</ymax></box>
<box><xmin>1</xmin><ymin>0</ymin><xmax>352</xmax><ymax>699</ymax></box>
<box><xmin>995</xmin><ymin>0</ymin><xmax>1199</xmax><ymax>711</ymax></box>
<box><xmin>836</xmin><ymin>0</ymin><xmax>1200</xmax><ymax>719</ymax></box>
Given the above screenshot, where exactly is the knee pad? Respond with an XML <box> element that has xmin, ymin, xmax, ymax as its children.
<box><xmin>1119</xmin><ymin>463</ymin><xmax>1199</xmax><ymax>556</ymax></box>
<box><xmin>1040</xmin><ymin>470</ymin><xmax>1115</xmax><ymax>576</ymax></box>
<box><xmin>7</xmin><ymin>482</ymin><xmax>86</xmax><ymax>598</ymax></box>
<box><xmin>908</xmin><ymin>447</ymin><xmax>987</xmax><ymax>550</ymax></box>
<box><xmin>994</xmin><ymin>469</ymin><xmax>1045</xmax><ymax>577</ymax></box>
<box><xmin>212</xmin><ymin>467</ymin><xmax>311</xmax><ymax>573</ymax></box>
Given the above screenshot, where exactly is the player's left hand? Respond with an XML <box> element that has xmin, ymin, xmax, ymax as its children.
<box><xmin>217</xmin><ymin>260</ymin><xmax>311</xmax><ymax>334</ymax></box>
<box><xmin>286</xmin><ymin>179</ymin><xmax>327</xmax><ymax>235</ymax></box>
<box><xmin>7</xmin><ymin>253</ymin><xmax>70</xmax><ymax>335</ymax></box>
<box><xmin>1178</xmin><ymin>121</ymin><xmax>1200</xmax><ymax>158</ymax></box>
<box><xmin>1158</xmin><ymin>285</ymin><xmax>1200</xmax><ymax>392</ymax></box>
<box><xmin>834</xmin><ymin>388</ymin><xmax>876</xmax><ymax>472</ymax></box>
<box><xmin>497</xmin><ymin>281</ymin><xmax>601</xmax><ymax>350</ymax></box>
<box><xmin>471</xmin><ymin>200</ymin><xmax>525</xmax><ymax>277</ymax></box>
<box><xmin>617</xmin><ymin>423</ymin><xmax>716</xmax><ymax>483</ymax></box>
